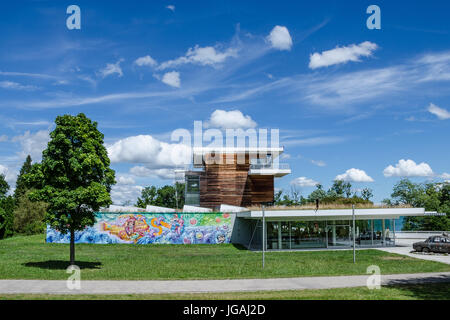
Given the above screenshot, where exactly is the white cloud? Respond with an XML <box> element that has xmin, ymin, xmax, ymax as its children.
<box><xmin>0</xmin><ymin>81</ymin><xmax>38</xmax><ymax>91</ymax></box>
<box><xmin>116</xmin><ymin>175</ymin><xmax>136</xmax><ymax>185</ymax></box>
<box><xmin>428</xmin><ymin>103</ymin><xmax>450</xmax><ymax>120</ymax></box>
<box><xmin>0</xmin><ymin>164</ymin><xmax>17</xmax><ymax>187</ymax></box>
<box><xmin>12</xmin><ymin>130</ymin><xmax>50</xmax><ymax>161</ymax></box>
<box><xmin>158</xmin><ymin>45</ymin><xmax>238</xmax><ymax>70</ymax></box>
<box><xmin>267</xmin><ymin>26</ymin><xmax>293</xmax><ymax>51</ymax></box>
<box><xmin>134</xmin><ymin>55</ymin><xmax>157</xmax><ymax>67</ymax></box>
<box><xmin>161</xmin><ymin>71</ymin><xmax>180</xmax><ymax>88</ymax></box>
<box><xmin>107</xmin><ymin>134</ymin><xmax>191</xmax><ymax>168</ymax></box>
<box><xmin>0</xmin><ymin>70</ymin><xmax>58</xmax><ymax>79</ymax></box>
<box><xmin>110</xmin><ymin>184</ymin><xmax>143</xmax><ymax>205</ymax></box>
<box><xmin>309</xmin><ymin>41</ymin><xmax>378</xmax><ymax>69</ymax></box>
<box><xmin>311</xmin><ymin>160</ymin><xmax>326</xmax><ymax>167</ymax></box>
<box><xmin>166</xmin><ymin>5</ymin><xmax>175</xmax><ymax>12</ymax></box>
<box><xmin>335</xmin><ymin>168</ymin><xmax>374</xmax><ymax>182</ymax></box>
<box><xmin>214</xmin><ymin>51</ymin><xmax>450</xmax><ymax>108</ymax></box>
<box><xmin>383</xmin><ymin>159</ymin><xmax>434</xmax><ymax>177</ymax></box>
<box><xmin>0</xmin><ymin>135</ymin><xmax>8</xmax><ymax>142</ymax></box>
<box><xmin>99</xmin><ymin>59</ymin><xmax>124</xmax><ymax>78</ymax></box>
<box><xmin>205</xmin><ymin>109</ymin><xmax>257</xmax><ymax>130</ymax></box>
<box><xmin>291</xmin><ymin>176</ymin><xmax>319</xmax><ymax>187</ymax></box>
<box><xmin>441</xmin><ymin>173</ymin><xmax>450</xmax><ymax>180</ymax></box>
<box><xmin>130</xmin><ymin>166</ymin><xmax>177</xmax><ymax>180</ymax></box>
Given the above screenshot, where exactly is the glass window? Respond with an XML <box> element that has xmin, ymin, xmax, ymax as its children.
<box><xmin>327</xmin><ymin>223</ymin><xmax>351</xmax><ymax>247</ymax></box>
<box><xmin>291</xmin><ymin>221</ymin><xmax>327</xmax><ymax>249</ymax></box>
<box><xmin>266</xmin><ymin>222</ymin><xmax>279</xmax><ymax>250</ymax></box>
<box><xmin>355</xmin><ymin>220</ymin><xmax>372</xmax><ymax>246</ymax></box>
<box><xmin>186</xmin><ymin>175</ymin><xmax>200</xmax><ymax>192</ymax></box>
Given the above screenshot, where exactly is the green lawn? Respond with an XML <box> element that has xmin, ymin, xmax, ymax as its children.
<box><xmin>1</xmin><ymin>283</ymin><xmax>449</xmax><ymax>300</ymax></box>
<box><xmin>0</xmin><ymin>234</ymin><xmax>449</xmax><ymax>280</ymax></box>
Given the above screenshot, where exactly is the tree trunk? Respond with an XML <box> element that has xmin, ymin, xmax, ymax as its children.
<box><xmin>70</xmin><ymin>227</ymin><xmax>75</xmax><ymax>265</ymax></box>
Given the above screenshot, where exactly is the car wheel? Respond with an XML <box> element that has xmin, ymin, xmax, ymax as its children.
<box><xmin>422</xmin><ymin>247</ymin><xmax>430</xmax><ymax>253</ymax></box>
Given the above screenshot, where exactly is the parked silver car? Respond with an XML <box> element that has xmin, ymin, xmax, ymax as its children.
<box><xmin>413</xmin><ymin>234</ymin><xmax>450</xmax><ymax>253</ymax></box>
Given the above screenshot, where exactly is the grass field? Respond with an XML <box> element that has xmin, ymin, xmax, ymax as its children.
<box><xmin>1</xmin><ymin>234</ymin><xmax>449</xmax><ymax>280</ymax></box>
<box><xmin>1</xmin><ymin>283</ymin><xmax>449</xmax><ymax>300</ymax></box>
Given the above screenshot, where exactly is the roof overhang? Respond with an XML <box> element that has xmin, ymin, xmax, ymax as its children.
<box><xmin>192</xmin><ymin>147</ymin><xmax>284</xmax><ymax>156</ymax></box>
<box><xmin>237</xmin><ymin>208</ymin><xmax>427</xmax><ymax>221</ymax></box>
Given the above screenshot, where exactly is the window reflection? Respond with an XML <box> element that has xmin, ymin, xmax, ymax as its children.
<box><xmin>263</xmin><ymin>219</ymin><xmax>395</xmax><ymax>250</ymax></box>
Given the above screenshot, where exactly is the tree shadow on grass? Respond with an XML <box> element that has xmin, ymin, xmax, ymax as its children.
<box><xmin>232</xmin><ymin>243</ymin><xmax>249</xmax><ymax>251</ymax></box>
<box><xmin>384</xmin><ymin>275</ymin><xmax>450</xmax><ymax>299</ymax></box>
<box><xmin>23</xmin><ymin>260</ymin><xmax>102</xmax><ymax>270</ymax></box>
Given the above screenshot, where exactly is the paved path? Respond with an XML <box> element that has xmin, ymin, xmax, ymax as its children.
<box><xmin>377</xmin><ymin>246</ymin><xmax>450</xmax><ymax>265</ymax></box>
<box><xmin>0</xmin><ymin>272</ymin><xmax>449</xmax><ymax>295</ymax></box>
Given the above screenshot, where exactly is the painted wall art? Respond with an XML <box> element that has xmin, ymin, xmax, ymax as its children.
<box><xmin>46</xmin><ymin>212</ymin><xmax>233</xmax><ymax>244</ymax></box>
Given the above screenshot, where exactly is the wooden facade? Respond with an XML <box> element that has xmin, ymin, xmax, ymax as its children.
<box><xmin>196</xmin><ymin>153</ymin><xmax>274</xmax><ymax>210</ymax></box>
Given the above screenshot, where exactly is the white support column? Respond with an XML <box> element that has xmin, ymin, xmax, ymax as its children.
<box><xmin>393</xmin><ymin>219</ymin><xmax>396</xmax><ymax>246</ymax></box>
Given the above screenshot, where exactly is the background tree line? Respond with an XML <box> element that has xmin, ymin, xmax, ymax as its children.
<box><xmin>274</xmin><ymin>180</ymin><xmax>374</xmax><ymax>206</ymax></box>
<box><xmin>135</xmin><ymin>183</ymin><xmax>185</xmax><ymax>209</ymax></box>
<box><xmin>383</xmin><ymin>179</ymin><xmax>449</xmax><ymax>231</ymax></box>
<box><xmin>0</xmin><ymin>155</ymin><xmax>48</xmax><ymax>239</ymax></box>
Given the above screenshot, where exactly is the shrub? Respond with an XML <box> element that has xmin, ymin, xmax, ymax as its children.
<box><xmin>13</xmin><ymin>193</ymin><xmax>47</xmax><ymax>235</ymax></box>
<box><xmin>0</xmin><ymin>196</ymin><xmax>15</xmax><ymax>239</ymax></box>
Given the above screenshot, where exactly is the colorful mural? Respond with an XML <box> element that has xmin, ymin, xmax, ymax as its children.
<box><xmin>46</xmin><ymin>212</ymin><xmax>233</xmax><ymax>244</ymax></box>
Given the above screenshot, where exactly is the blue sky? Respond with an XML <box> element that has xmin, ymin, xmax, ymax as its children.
<box><xmin>0</xmin><ymin>0</ymin><xmax>449</xmax><ymax>204</ymax></box>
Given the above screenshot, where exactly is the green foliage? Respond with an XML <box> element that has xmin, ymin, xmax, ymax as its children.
<box><xmin>0</xmin><ymin>196</ymin><xmax>15</xmax><ymax>239</ymax></box>
<box><xmin>274</xmin><ymin>187</ymin><xmax>306</xmax><ymax>206</ymax></box>
<box><xmin>0</xmin><ymin>175</ymin><xmax>14</xmax><ymax>238</ymax></box>
<box><xmin>389</xmin><ymin>179</ymin><xmax>449</xmax><ymax>231</ymax></box>
<box><xmin>13</xmin><ymin>191</ymin><xmax>48</xmax><ymax>235</ymax></box>
<box><xmin>361</xmin><ymin>188</ymin><xmax>374</xmax><ymax>201</ymax></box>
<box><xmin>308</xmin><ymin>187</ymin><xmax>327</xmax><ymax>202</ymax></box>
<box><xmin>0</xmin><ymin>174</ymin><xmax>9</xmax><ymax>200</ymax></box>
<box><xmin>274</xmin><ymin>182</ymin><xmax>372</xmax><ymax>207</ymax></box>
<box><xmin>13</xmin><ymin>155</ymin><xmax>33</xmax><ymax>203</ymax></box>
<box><xmin>136</xmin><ymin>183</ymin><xmax>185</xmax><ymax>209</ymax></box>
<box><xmin>391</xmin><ymin>179</ymin><xmax>423</xmax><ymax>206</ymax></box>
<box><xmin>24</xmin><ymin>113</ymin><xmax>116</xmax><ymax>234</ymax></box>
<box><xmin>330</xmin><ymin>180</ymin><xmax>352</xmax><ymax>198</ymax></box>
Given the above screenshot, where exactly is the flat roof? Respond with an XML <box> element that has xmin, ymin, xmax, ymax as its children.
<box><xmin>237</xmin><ymin>208</ymin><xmax>427</xmax><ymax>221</ymax></box>
<box><xmin>192</xmin><ymin>147</ymin><xmax>284</xmax><ymax>155</ymax></box>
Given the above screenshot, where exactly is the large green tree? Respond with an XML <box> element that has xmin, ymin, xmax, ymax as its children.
<box><xmin>26</xmin><ymin>113</ymin><xmax>115</xmax><ymax>264</ymax></box>
<box><xmin>390</xmin><ymin>179</ymin><xmax>449</xmax><ymax>231</ymax></box>
<box><xmin>13</xmin><ymin>155</ymin><xmax>33</xmax><ymax>202</ymax></box>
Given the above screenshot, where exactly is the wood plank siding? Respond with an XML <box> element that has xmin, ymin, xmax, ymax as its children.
<box><xmin>198</xmin><ymin>153</ymin><xmax>274</xmax><ymax>210</ymax></box>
